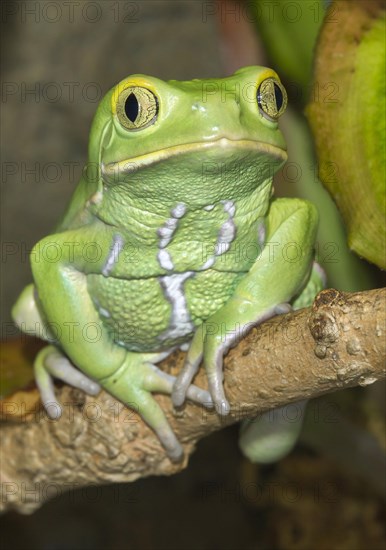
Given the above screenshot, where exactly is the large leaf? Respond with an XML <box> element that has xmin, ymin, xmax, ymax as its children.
<box><xmin>307</xmin><ymin>0</ymin><xmax>386</xmax><ymax>269</ymax></box>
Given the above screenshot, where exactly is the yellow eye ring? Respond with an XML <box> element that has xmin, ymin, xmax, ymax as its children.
<box><xmin>116</xmin><ymin>86</ymin><xmax>158</xmax><ymax>130</ymax></box>
<box><xmin>257</xmin><ymin>78</ymin><xmax>287</xmax><ymax>121</ymax></box>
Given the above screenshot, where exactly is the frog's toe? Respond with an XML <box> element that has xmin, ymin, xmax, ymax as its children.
<box><xmin>274</xmin><ymin>302</ymin><xmax>293</xmax><ymax>315</ymax></box>
<box><xmin>34</xmin><ymin>346</ymin><xmax>62</xmax><ymax>419</ymax></box>
<box><xmin>133</xmin><ymin>389</ymin><xmax>183</xmax><ymax>462</ymax></box>
<box><xmin>172</xmin><ymin>328</ymin><xmax>204</xmax><ymax>407</ymax></box>
<box><xmin>45</xmin><ymin>352</ymin><xmax>101</xmax><ymax>395</ymax></box>
<box><xmin>145</xmin><ymin>364</ymin><xmax>213</xmax><ymax>408</ymax></box>
<box><xmin>207</xmin><ymin>352</ymin><xmax>230</xmax><ymax>416</ymax></box>
<box><xmin>186</xmin><ymin>385</ymin><xmax>213</xmax><ymax>408</ymax></box>
<box><xmin>209</xmin><ymin>378</ymin><xmax>230</xmax><ymax>416</ymax></box>
<box><xmin>171</xmin><ymin>356</ymin><xmax>201</xmax><ymax>407</ymax></box>
<box><xmin>157</xmin><ymin>426</ymin><xmax>183</xmax><ymax>462</ymax></box>
<box><xmin>34</xmin><ymin>345</ymin><xmax>101</xmax><ymax>418</ymax></box>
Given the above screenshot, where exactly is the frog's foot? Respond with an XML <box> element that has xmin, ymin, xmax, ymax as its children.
<box><xmin>34</xmin><ymin>345</ymin><xmax>101</xmax><ymax>419</ymax></box>
<box><xmin>204</xmin><ymin>304</ymin><xmax>292</xmax><ymax>414</ymax></box>
<box><xmin>172</xmin><ymin>325</ymin><xmax>230</xmax><ymax>415</ymax></box>
<box><xmin>102</xmin><ymin>351</ymin><xmax>213</xmax><ymax>461</ymax></box>
<box><xmin>173</xmin><ymin>324</ymin><xmax>231</xmax><ymax>415</ymax></box>
<box><xmin>174</xmin><ymin>304</ymin><xmax>293</xmax><ymax>415</ymax></box>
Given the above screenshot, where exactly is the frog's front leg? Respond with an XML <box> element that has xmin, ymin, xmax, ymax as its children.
<box><xmin>173</xmin><ymin>198</ymin><xmax>322</xmax><ymax>414</ymax></box>
<box><xmin>26</xmin><ymin>224</ymin><xmax>212</xmax><ymax>461</ymax></box>
<box><xmin>101</xmin><ymin>349</ymin><xmax>213</xmax><ymax>460</ymax></box>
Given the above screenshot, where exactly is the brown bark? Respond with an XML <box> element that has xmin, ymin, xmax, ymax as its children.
<box><xmin>1</xmin><ymin>288</ymin><xmax>385</xmax><ymax>514</ymax></box>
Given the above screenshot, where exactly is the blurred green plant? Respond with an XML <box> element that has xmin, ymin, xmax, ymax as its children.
<box><xmin>307</xmin><ymin>0</ymin><xmax>386</xmax><ymax>269</ymax></box>
<box><xmin>252</xmin><ymin>0</ymin><xmax>326</xmax><ymax>103</ymax></box>
<box><xmin>251</xmin><ymin>0</ymin><xmax>379</xmax><ymax>289</ymax></box>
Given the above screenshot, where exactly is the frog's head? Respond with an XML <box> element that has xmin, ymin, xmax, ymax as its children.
<box><xmin>89</xmin><ymin>66</ymin><xmax>288</xmax><ymax>209</ymax></box>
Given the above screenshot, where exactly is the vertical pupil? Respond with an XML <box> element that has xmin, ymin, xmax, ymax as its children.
<box><xmin>125</xmin><ymin>93</ymin><xmax>139</xmax><ymax>122</ymax></box>
<box><xmin>274</xmin><ymin>83</ymin><xmax>283</xmax><ymax>111</ymax></box>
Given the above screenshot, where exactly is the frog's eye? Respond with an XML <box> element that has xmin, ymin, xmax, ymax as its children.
<box><xmin>116</xmin><ymin>86</ymin><xmax>158</xmax><ymax>130</ymax></box>
<box><xmin>257</xmin><ymin>78</ymin><xmax>287</xmax><ymax>121</ymax></box>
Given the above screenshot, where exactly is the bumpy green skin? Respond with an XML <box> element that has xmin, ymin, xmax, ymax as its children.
<box><xmin>12</xmin><ymin>67</ymin><xmax>324</xmax><ymax>461</ymax></box>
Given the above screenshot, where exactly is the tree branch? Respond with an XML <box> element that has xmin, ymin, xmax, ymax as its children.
<box><xmin>1</xmin><ymin>288</ymin><xmax>385</xmax><ymax>514</ymax></box>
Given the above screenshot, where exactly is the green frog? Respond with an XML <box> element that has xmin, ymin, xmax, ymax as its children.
<box><xmin>13</xmin><ymin>67</ymin><xmax>324</xmax><ymax>461</ymax></box>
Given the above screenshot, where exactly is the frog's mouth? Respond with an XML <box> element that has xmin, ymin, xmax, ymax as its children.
<box><xmin>101</xmin><ymin>138</ymin><xmax>287</xmax><ymax>179</ymax></box>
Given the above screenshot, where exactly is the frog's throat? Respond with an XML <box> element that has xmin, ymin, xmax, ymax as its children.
<box><xmin>102</xmin><ymin>138</ymin><xmax>287</xmax><ymax>177</ymax></box>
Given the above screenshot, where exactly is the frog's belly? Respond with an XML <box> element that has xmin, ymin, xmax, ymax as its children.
<box><xmin>87</xmin><ymin>270</ymin><xmax>244</xmax><ymax>351</ymax></box>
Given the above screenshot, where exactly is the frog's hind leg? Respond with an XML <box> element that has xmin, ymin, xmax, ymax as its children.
<box><xmin>34</xmin><ymin>345</ymin><xmax>101</xmax><ymax>418</ymax></box>
<box><xmin>239</xmin><ymin>401</ymin><xmax>308</xmax><ymax>463</ymax></box>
